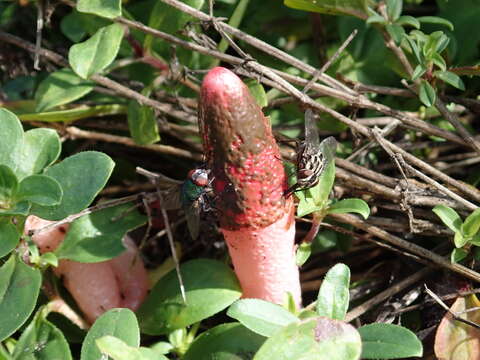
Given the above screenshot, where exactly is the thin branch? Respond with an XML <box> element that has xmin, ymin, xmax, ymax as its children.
<box><xmin>329</xmin><ymin>213</ymin><xmax>480</xmax><ymax>284</ymax></box>
<box><xmin>64</xmin><ymin>126</ymin><xmax>201</xmax><ymax>160</ymax></box>
<box><xmin>136</xmin><ymin>167</ymin><xmax>187</xmax><ymax>303</ymax></box>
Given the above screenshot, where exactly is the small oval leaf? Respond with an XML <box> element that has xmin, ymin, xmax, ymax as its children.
<box><xmin>316</xmin><ymin>263</ymin><xmax>350</xmax><ymax>320</ymax></box>
<box><xmin>328</xmin><ymin>199</ymin><xmax>370</xmax><ymax>219</ymax></box>
<box><xmin>0</xmin><ymin>222</ymin><xmax>20</xmax><ymax>258</ymax></box>
<box><xmin>433</xmin><ymin>205</ymin><xmax>462</xmax><ymax>233</ymax></box>
<box><xmin>31</xmin><ymin>151</ymin><xmax>115</xmax><ymax>220</ymax></box>
<box><xmin>254</xmin><ymin>317</ymin><xmax>361</xmax><ymax>360</ymax></box>
<box><xmin>0</xmin><ymin>255</ymin><xmax>42</xmax><ymax>341</ymax></box>
<box><xmin>462</xmin><ymin>208</ymin><xmax>480</xmax><ymax>238</ymax></box>
<box><xmin>0</xmin><ymin>108</ymin><xmax>23</xmax><ymax>172</ymax></box>
<box><xmin>81</xmin><ymin>308</ymin><xmax>139</xmax><ymax>360</ymax></box>
<box><xmin>69</xmin><ymin>23</ymin><xmax>124</xmax><ymax>79</ymax></box>
<box><xmin>16</xmin><ymin>128</ymin><xmax>61</xmax><ymax>180</ymax></box>
<box><xmin>359</xmin><ymin>323</ymin><xmax>423</xmax><ymax>359</ymax></box>
<box><xmin>183</xmin><ymin>323</ymin><xmax>265</xmax><ymax>360</ymax></box>
<box><xmin>227</xmin><ymin>299</ymin><xmax>299</xmax><ymax>337</ymax></box>
<box><xmin>17</xmin><ymin>175</ymin><xmax>63</xmax><ymax>206</ymax></box>
<box><xmin>56</xmin><ymin>203</ymin><xmax>146</xmax><ymax>263</ymax></box>
<box><xmin>77</xmin><ymin>0</ymin><xmax>121</xmax><ymax>19</ymax></box>
<box><xmin>419</xmin><ymin>80</ymin><xmax>436</xmax><ymax>107</ymax></box>
<box><xmin>35</xmin><ymin>68</ymin><xmax>95</xmax><ymax>111</ymax></box>
<box><xmin>12</xmin><ymin>306</ymin><xmax>72</xmax><ymax>360</ymax></box>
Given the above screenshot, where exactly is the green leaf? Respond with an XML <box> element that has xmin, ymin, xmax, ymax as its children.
<box><xmin>96</xmin><ymin>336</ymin><xmax>168</xmax><ymax>360</ymax></box>
<box><xmin>31</xmin><ymin>151</ymin><xmax>115</xmax><ymax>220</ymax></box>
<box><xmin>462</xmin><ymin>208</ymin><xmax>480</xmax><ymax>238</ymax></box>
<box><xmin>0</xmin><ymin>201</ymin><xmax>30</xmax><ymax>217</ymax></box>
<box><xmin>358</xmin><ymin>323</ymin><xmax>423</xmax><ymax>358</ymax></box>
<box><xmin>227</xmin><ymin>299</ymin><xmax>299</xmax><ymax>337</ymax></box>
<box><xmin>454</xmin><ymin>231</ymin><xmax>469</xmax><ymax>248</ymax></box>
<box><xmin>435</xmin><ymin>70</ymin><xmax>465</xmax><ymax>91</ymax></box>
<box><xmin>81</xmin><ymin>308</ymin><xmax>139</xmax><ymax>360</ymax></box>
<box><xmin>417</xmin><ymin>16</ymin><xmax>454</xmax><ymax>31</ymax></box>
<box><xmin>386</xmin><ymin>24</ymin><xmax>406</xmax><ymax>44</ymax></box>
<box><xmin>433</xmin><ymin>205</ymin><xmax>462</xmax><ymax>233</ymax></box>
<box><xmin>138</xmin><ymin>259</ymin><xmax>241</xmax><ymax>334</ymax></box>
<box><xmin>327</xmin><ymin>199</ymin><xmax>370</xmax><ymax>219</ymax></box>
<box><xmin>0</xmin><ymin>165</ymin><xmax>18</xmax><ymax>209</ymax></box>
<box><xmin>127</xmin><ymin>100</ymin><xmax>160</xmax><ymax>145</ymax></box>
<box><xmin>396</xmin><ymin>15</ymin><xmax>420</xmax><ymax>29</ymax></box>
<box><xmin>144</xmin><ymin>0</ymin><xmax>204</xmax><ymax>53</ymax></box>
<box><xmin>451</xmin><ymin>248</ymin><xmax>468</xmax><ymax>263</ymax></box>
<box><xmin>183</xmin><ymin>323</ymin><xmax>265</xmax><ymax>360</ymax></box>
<box><xmin>56</xmin><ymin>203</ymin><xmax>146</xmax><ymax>263</ymax></box>
<box><xmin>77</xmin><ymin>0</ymin><xmax>121</xmax><ymax>19</ymax></box>
<box><xmin>403</xmin><ymin>34</ymin><xmax>422</xmax><ymax>64</ymax></box>
<box><xmin>431</xmin><ymin>52</ymin><xmax>447</xmax><ymax>72</ymax></box>
<box><xmin>254</xmin><ymin>317</ymin><xmax>361</xmax><ymax>360</ymax></box>
<box><xmin>0</xmin><ymin>108</ymin><xmax>23</xmax><ymax>172</ymax></box>
<box><xmin>16</xmin><ymin>175</ymin><xmax>62</xmax><ymax>206</ymax></box>
<box><xmin>284</xmin><ymin>0</ymin><xmax>370</xmax><ymax>19</ymax></box>
<box><xmin>296</xmin><ymin>241</ymin><xmax>312</xmax><ymax>266</ymax></box>
<box><xmin>418</xmin><ymin>80</ymin><xmax>436</xmax><ymax>107</ymax></box>
<box><xmin>60</xmin><ymin>10</ymin><xmax>87</xmax><ymax>42</ymax></box>
<box><xmin>35</xmin><ymin>68</ymin><xmax>95</xmax><ymax>111</ymax></box>
<box><xmin>411</xmin><ymin>64</ymin><xmax>427</xmax><ymax>80</ymax></box>
<box><xmin>16</xmin><ymin>128</ymin><xmax>61</xmax><ymax>180</ymax></box>
<box><xmin>366</xmin><ymin>14</ymin><xmax>387</xmax><ymax>25</ymax></box>
<box><xmin>0</xmin><ymin>222</ymin><xmax>20</xmax><ymax>258</ymax></box>
<box><xmin>386</xmin><ymin>0</ymin><xmax>402</xmax><ymax>21</ymax></box>
<box><xmin>316</xmin><ymin>263</ymin><xmax>350</xmax><ymax>321</ymax></box>
<box><xmin>0</xmin><ymin>255</ymin><xmax>42</xmax><ymax>341</ymax></box>
<box><xmin>245</xmin><ymin>79</ymin><xmax>268</xmax><ymax>108</ymax></box>
<box><xmin>12</xmin><ymin>306</ymin><xmax>72</xmax><ymax>360</ymax></box>
<box><xmin>69</xmin><ymin>23</ymin><xmax>124</xmax><ymax>79</ymax></box>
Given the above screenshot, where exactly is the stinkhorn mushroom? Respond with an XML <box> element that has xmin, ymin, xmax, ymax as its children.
<box><xmin>25</xmin><ymin>216</ymin><xmax>149</xmax><ymax>323</ymax></box>
<box><xmin>199</xmin><ymin>67</ymin><xmax>301</xmax><ymax>306</ymax></box>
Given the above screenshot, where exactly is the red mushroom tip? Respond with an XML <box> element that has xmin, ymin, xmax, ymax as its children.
<box><xmin>200</xmin><ymin>67</ymin><xmax>290</xmax><ymax>230</ymax></box>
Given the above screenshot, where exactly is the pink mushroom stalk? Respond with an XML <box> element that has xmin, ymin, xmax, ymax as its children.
<box><xmin>25</xmin><ymin>216</ymin><xmax>149</xmax><ymax>323</ymax></box>
<box><xmin>199</xmin><ymin>67</ymin><xmax>301</xmax><ymax>306</ymax></box>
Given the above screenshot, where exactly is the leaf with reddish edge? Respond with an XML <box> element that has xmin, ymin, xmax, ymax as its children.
<box><xmin>434</xmin><ymin>294</ymin><xmax>480</xmax><ymax>360</ymax></box>
<box><xmin>254</xmin><ymin>316</ymin><xmax>361</xmax><ymax>360</ymax></box>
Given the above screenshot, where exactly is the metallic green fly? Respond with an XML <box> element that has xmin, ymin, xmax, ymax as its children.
<box><xmin>162</xmin><ymin>168</ymin><xmax>213</xmax><ymax>240</ymax></box>
<box><xmin>285</xmin><ymin>109</ymin><xmax>337</xmax><ymax>197</ymax></box>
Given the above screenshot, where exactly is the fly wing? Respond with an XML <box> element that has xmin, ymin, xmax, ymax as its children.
<box><xmin>160</xmin><ymin>185</ymin><xmax>182</xmax><ymax>210</ymax></box>
<box><xmin>319</xmin><ymin>136</ymin><xmax>337</xmax><ymax>165</ymax></box>
<box><xmin>184</xmin><ymin>201</ymin><xmax>201</xmax><ymax>240</ymax></box>
<box><xmin>304</xmin><ymin>109</ymin><xmax>320</xmax><ymax>149</ymax></box>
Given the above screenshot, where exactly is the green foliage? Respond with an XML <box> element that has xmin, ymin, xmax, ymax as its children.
<box><xmin>12</xmin><ymin>306</ymin><xmax>72</xmax><ymax>360</ymax></box>
<box><xmin>138</xmin><ymin>259</ymin><xmax>242</xmax><ymax>335</ymax></box>
<box><xmin>227</xmin><ymin>299</ymin><xmax>299</xmax><ymax>337</ymax></box>
<box><xmin>77</xmin><ymin>0</ymin><xmax>122</xmax><ymax>19</ymax></box>
<box><xmin>284</xmin><ymin>0</ymin><xmax>371</xmax><ymax>18</ymax></box>
<box><xmin>316</xmin><ymin>263</ymin><xmax>350</xmax><ymax>320</ymax></box>
<box><xmin>0</xmin><ymin>255</ymin><xmax>42</xmax><ymax>341</ymax></box>
<box><xmin>69</xmin><ymin>23</ymin><xmax>124</xmax><ymax>79</ymax></box>
<box><xmin>358</xmin><ymin>323</ymin><xmax>423</xmax><ymax>358</ymax></box>
<box><xmin>81</xmin><ymin>309</ymin><xmax>139</xmax><ymax>360</ymax></box>
<box><xmin>56</xmin><ymin>203</ymin><xmax>146</xmax><ymax>262</ymax></box>
<box><xmin>433</xmin><ymin>205</ymin><xmax>480</xmax><ymax>262</ymax></box>
<box><xmin>35</xmin><ymin>69</ymin><xmax>95</xmax><ymax>112</ymax></box>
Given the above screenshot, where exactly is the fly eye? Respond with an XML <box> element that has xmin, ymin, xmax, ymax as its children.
<box><xmin>190</xmin><ymin>169</ymin><xmax>209</xmax><ymax>186</ymax></box>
